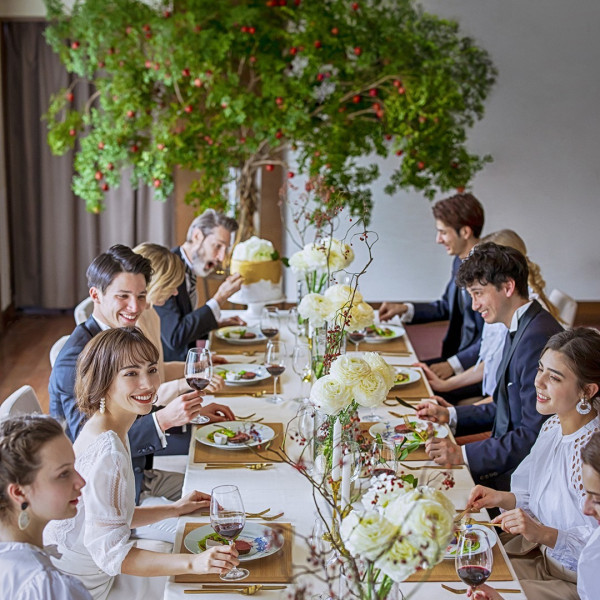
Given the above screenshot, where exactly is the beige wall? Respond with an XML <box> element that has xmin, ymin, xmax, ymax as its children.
<box><xmin>0</xmin><ymin>36</ymin><xmax>12</xmax><ymax>312</ymax></box>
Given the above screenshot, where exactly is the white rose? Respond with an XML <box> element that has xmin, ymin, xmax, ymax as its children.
<box><xmin>232</xmin><ymin>236</ymin><xmax>274</xmax><ymax>261</ymax></box>
<box><xmin>289</xmin><ymin>249</ymin><xmax>311</xmax><ymax>273</ymax></box>
<box><xmin>347</xmin><ymin>302</ymin><xmax>375</xmax><ymax>332</ymax></box>
<box><xmin>363</xmin><ymin>352</ymin><xmax>396</xmax><ymax>389</ymax></box>
<box><xmin>362</xmin><ymin>475</ymin><xmax>408</xmax><ymax>510</ymax></box>
<box><xmin>298</xmin><ymin>293</ymin><xmax>332</xmax><ymax>322</ymax></box>
<box><xmin>340</xmin><ymin>510</ymin><xmax>397</xmax><ymax>561</ymax></box>
<box><xmin>309</xmin><ymin>374</ymin><xmax>353</xmax><ymax>415</ymax></box>
<box><xmin>375</xmin><ymin>534</ymin><xmax>422</xmax><ymax>582</ymax></box>
<box><xmin>352</xmin><ymin>371</ymin><xmax>388</xmax><ymax>408</ymax></box>
<box><xmin>329</xmin><ymin>355</ymin><xmax>371</xmax><ymax>386</ymax></box>
<box><xmin>324</xmin><ymin>283</ymin><xmax>363</xmax><ymax>305</ymax></box>
<box><xmin>303</xmin><ymin>243</ymin><xmax>329</xmax><ymax>271</ymax></box>
<box><xmin>321</xmin><ymin>237</ymin><xmax>354</xmax><ymax>270</ymax></box>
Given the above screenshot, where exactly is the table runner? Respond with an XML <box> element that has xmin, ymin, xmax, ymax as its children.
<box><xmin>389</xmin><ymin>368</ymin><xmax>431</xmax><ymax>399</ymax></box>
<box><xmin>210</xmin><ymin>331</ymin><xmax>270</xmax><ymax>355</ymax></box>
<box><xmin>359</xmin><ymin>336</ymin><xmax>410</xmax><ymax>354</ymax></box>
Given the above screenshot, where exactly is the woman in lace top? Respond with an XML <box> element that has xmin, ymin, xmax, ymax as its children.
<box><xmin>0</xmin><ymin>414</ymin><xmax>90</xmax><ymax>600</ymax></box>
<box><xmin>45</xmin><ymin>328</ymin><xmax>238</xmax><ymax>600</ymax></box>
<box><xmin>467</xmin><ymin>327</ymin><xmax>600</xmax><ymax>600</ymax></box>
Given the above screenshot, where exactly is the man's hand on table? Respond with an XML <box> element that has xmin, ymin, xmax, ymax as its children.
<box><xmin>198</xmin><ymin>402</ymin><xmax>235</xmax><ymax>423</ymax></box>
<box><xmin>211</xmin><ymin>354</ymin><xmax>229</xmax><ymax>365</ymax></box>
<box><xmin>206</xmin><ymin>374</ymin><xmax>225</xmax><ymax>393</ymax></box>
<box><xmin>429</xmin><ymin>360</ymin><xmax>454</xmax><ymax>380</ymax></box>
<box><xmin>425</xmin><ymin>436</ymin><xmax>464</xmax><ymax>465</ymax></box>
<box><xmin>416</xmin><ymin>399</ymin><xmax>450</xmax><ymax>423</ymax></box>
<box><xmin>156</xmin><ymin>390</ymin><xmax>205</xmax><ymax>431</ymax></box>
<box><xmin>467</xmin><ymin>584</ymin><xmax>505</xmax><ymax>600</ymax></box>
<box><xmin>218</xmin><ymin>315</ymin><xmax>246</xmax><ymax>328</ymax></box>
<box><xmin>378</xmin><ymin>301</ymin><xmax>408</xmax><ymax>322</ymax></box>
<box><xmin>413</xmin><ymin>362</ymin><xmax>452</xmax><ymax>392</ymax></box>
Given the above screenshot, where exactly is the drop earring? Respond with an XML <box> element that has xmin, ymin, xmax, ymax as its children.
<box><xmin>151</xmin><ymin>394</ymin><xmax>158</xmax><ymax>405</ymax></box>
<box><xmin>99</xmin><ymin>397</ymin><xmax>106</xmax><ymax>414</ymax></box>
<box><xmin>18</xmin><ymin>502</ymin><xmax>30</xmax><ymax>531</ymax></box>
<box><xmin>577</xmin><ymin>397</ymin><xmax>592</xmax><ymax>415</ymax></box>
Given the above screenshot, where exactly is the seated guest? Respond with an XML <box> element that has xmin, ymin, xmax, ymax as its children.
<box><xmin>0</xmin><ymin>414</ymin><xmax>91</xmax><ymax>599</ymax></box>
<box><xmin>49</xmin><ymin>245</ymin><xmax>233</xmax><ymax>503</ymax></box>
<box><xmin>379</xmin><ymin>193</ymin><xmax>485</xmax><ymax>390</ymax></box>
<box><xmin>45</xmin><ymin>328</ymin><xmax>238</xmax><ymax>600</ymax></box>
<box><xmin>155</xmin><ymin>209</ymin><xmax>245</xmax><ymax>362</ymax></box>
<box><xmin>416</xmin><ymin>242</ymin><xmax>562</xmax><ymax>489</ymax></box>
<box><xmin>417</xmin><ymin>229</ymin><xmax>559</xmax><ymax>402</ymax></box>
<box><xmin>468</xmin><ymin>426</ymin><xmax>600</xmax><ymax>600</ymax></box>
<box><xmin>133</xmin><ymin>242</ymin><xmax>228</xmax><ymax>406</ymax></box>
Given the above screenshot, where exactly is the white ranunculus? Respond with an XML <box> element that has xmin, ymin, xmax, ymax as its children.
<box><xmin>309</xmin><ymin>374</ymin><xmax>352</xmax><ymax>415</ymax></box>
<box><xmin>352</xmin><ymin>371</ymin><xmax>388</xmax><ymax>408</ymax></box>
<box><xmin>321</xmin><ymin>237</ymin><xmax>354</xmax><ymax>270</ymax></box>
<box><xmin>289</xmin><ymin>249</ymin><xmax>311</xmax><ymax>273</ymax></box>
<box><xmin>324</xmin><ymin>283</ymin><xmax>363</xmax><ymax>305</ymax></box>
<box><xmin>232</xmin><ymin>236</ymin><xmax>275</xmax><ymax>261</ymax></box>
<box><xmin>340</xmin><ymin>510</ymin><xmax>397</xmax><ymax>561</ymax></box>
<box><xmin>363</xmin><ymin>352</ymin><xmax>396</xmax><ymax>389</ymax></box>
<box><xmin>362</xmin><ymin>474</ymin><xmax>408</xmax><ymax>510</ymax></box>
<box><xmin>329</xmin><ymin>355</ymin><xmax>371</xmax><ymax>386</ymax></box>
<box><xmin>289</xmin><ymin>238</ymin><xmax>354</xmax><ymax>274</ymax></box>
<box><xmin>374</xmin><ymin>534</ymin><xmax>422</xmax><ymax>582</ymax></box>
<box><xmin>297</xmin><ymin>293</ymin><xmax>332</xmax><ymax>322</ymax></box>
<box><xmin>347</xmin><ymin>301</ymin><xmax>375</xmax><ymax>332</ymax></box>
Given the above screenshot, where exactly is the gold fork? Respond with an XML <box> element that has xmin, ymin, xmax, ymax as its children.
<box><xmin>399</xmin><ymin>462</ymin><xmax>463</xmax><ymax>471</ymax></box>
<box><xmin>204</xmin><ymin>463</ymin><xmax>273</xmax><ymax>470</ymax></box>
<box><xmin>237</xmin><ymin>413</ymin><xmax>256</xmax><ymax>420</ymax></box>
<box><xmin>259</xmin><ymin>511</ymin><xmax>284</xmax><ymax>521</ymax></box>
<box><xmin>184</xmin><ymin>585</ymin><xmax>287</xmax><ymax>594</ymax></box>
<box><xmin>441</xmin><ymin>584</ymin><xmax>521</xmax><ymax>594</ymax></box>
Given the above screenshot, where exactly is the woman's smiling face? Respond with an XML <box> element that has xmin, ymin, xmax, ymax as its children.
<box><xmin>105</xmin><ymin>359</ymin><xmax>160</xmax><ymax>418</ymax></box>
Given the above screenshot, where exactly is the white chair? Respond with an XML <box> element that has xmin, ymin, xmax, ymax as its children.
<box><xmin>0</xmin><ymin>385</ymin><xmax>43</xmax><ymax>418</ymax></box>
<box><xmin>549</xmin><ymin>288</ymin><xmax>578</xmax><ymax>328</ymax></box>
<box><xmin>74</xmin><ymin>296</ymin><xmax>94</xmax><ymax>325</ymax></box>
<box><xmin>50</xmin><ymin>335</ymin><xmax>70</xmax><ymax>367</ymax></box>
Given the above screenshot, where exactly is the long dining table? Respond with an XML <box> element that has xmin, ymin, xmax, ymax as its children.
<box><xmin>163</xmin><ymin>310</ymin><xmax>527</xmax><ymax>599</ymax></box>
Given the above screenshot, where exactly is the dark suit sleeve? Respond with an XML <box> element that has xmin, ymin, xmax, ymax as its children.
<box><xmin>455</xmin><ymin>402</ymin><xmax>497</xmax><ymax>436</ymax></box>
<box><xmin>411</xmin><ymin>280</ymin><xmax>451</xmax><ymax>324</ymax></box>
<box><xmin>455</xmin><ymin>336</ymin><xmax>482</xmax><ymax>370</ymax></box>
<box><xmin>155</xmin><ymin>296</ymin><xmax>218</xmax><ymax>355</ymax></box>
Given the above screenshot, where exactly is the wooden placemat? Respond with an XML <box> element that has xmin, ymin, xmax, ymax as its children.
<box><xmin>210</xmin><ymin>331</ymin><xmax>269</xmax><ymax>355</ymax></box>
<box><xmin>360</xmin><ymin>422</ymin><xmax>429</xmax><ymax>461</ymax></box>
<box><xmin>360</xmin><ymin>336</ymin><xmax>410</xmax><ymax>354</ymax></box>
<box><xmin>213</xmin><ymin>378</ymin><xmax>286</xmax><ymax>397</ymax></box>
<box><xmin>193</xmin><ymin>422</ymin><xmax>285</xmax><ymax>464</ymax></box>
<box><xmin>389</xmin><ymin>371</ymin><xmax>431</xmax><ymax>399</ymax></box>
<box><xmin>406</xmin><ymin>540</ymin><xmax>513</xmax><ymax>582</ymax></box>
<box><xmin>175</xmin><ymin>522</ymin><xmax>293</xmax><ymax>584</ymax></box>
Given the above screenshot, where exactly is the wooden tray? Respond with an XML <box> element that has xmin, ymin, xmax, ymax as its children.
<box><xmin>213</xmin><ymin>378</ymin><xmax>287</xmax><ymax>397</ymax></box>
<box><xmin>406</xmin><ymin>540</ymin><xmax>513</xmax><ymax>582</ymax></box>
<box><xmin>210</xmin><ymin>331</ymin><xmax>270</xmax><ymax>355</ymax></box>
<box><xmin>360</xmin><ymin>336</ymin><xmax>409</xmax><ymax>354</ymax></box>
<box><xmin>389</xmin><ymin>370</ymin><xmax>431</xmax><ymax>399</ymax></box>
<box><xmin>360</xmin><ymin>422</ymin><xmax>430</xmax><ymax>461</ymax></box>
<box><xmin>193</xmin><ymin>422</ymin><xmax>285</xmax><ymax>464</ymax></box>
<box><xmin>175</xmin><ymin>522</ymin><xmax>293</xmax><ymax>584</ymax></box>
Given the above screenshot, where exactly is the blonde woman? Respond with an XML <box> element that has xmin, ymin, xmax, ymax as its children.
<box><xmin>417</xmin><ymin>229</ymin><xmax>559</xmax><ymax>402</ymax></box>
<box><xmin>134</xmin><ymin>243</ymin><xmax>229</xmax><ymax>410</ymax></box>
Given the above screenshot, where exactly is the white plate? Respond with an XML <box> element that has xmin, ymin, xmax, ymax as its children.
<box><xmin>184</xmin><ymin>522</ymin><xmax>284</xmax><ymax>562</ymax></box>
<box><xmin>393</xmin><ymin>367</ymin><xmax>421</xmax><ymax>387</ymax></box>
<box><xmin>363</xmin><ymin>323</ymin><xmax>405</xmax><ymax>343</ymax></box>
<box><xmin>215</xmin><ymin>326</ymin><xmax>267</xmax><ymax>345</ymax></box>
<box><xmin>215</xmin><ymin>364</ymin><xmax>270</xmax><ymax>386</ymax></box>
<box><xmin>369</xmin><ymin>419</ymin><xmax>449</xmax><ymax>445</ymax></box>
<box><xmin>195</xmin><ymin>421</ymin><xmax>275</xmax><ymax>450</ymax></box>
<box><xmin>445</xmin><ymin>525</ymin><xmax>497</xmax><ymax>559</ymax></box>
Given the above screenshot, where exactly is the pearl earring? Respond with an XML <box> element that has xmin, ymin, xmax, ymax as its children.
<box><xmin>577</xmin><ymin>397</ymin><xmax>592</xmax><ymax>415</ymax></box>
<box><xmin>99</xmin><ymin>397</ymin><xmax>106</xmax><ymax>414</ymax></box>
<box><xmin>18</xmin><ymin>502</ymin><xmax>30</xmax><ymax>531</ymax></box>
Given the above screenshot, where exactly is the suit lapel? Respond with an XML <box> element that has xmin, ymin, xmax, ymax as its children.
<box><xmin>83</xmin><ymin>315</ymin><xmax>102</xmax><ymax>338</ymax></box>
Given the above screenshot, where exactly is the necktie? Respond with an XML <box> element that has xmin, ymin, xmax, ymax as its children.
<box><xmin>186</xmin><ymin>267</ymin><xmax>197</xmax><ymax>309</ymax></box>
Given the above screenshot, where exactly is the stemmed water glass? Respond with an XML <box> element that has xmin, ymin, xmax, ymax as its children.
<box><xmin>369</xmin><ymin>439</ymin><xmax>398</xmax><ymax>478</ymax></box>
<box><xmin>292</xmin><ymin>342</ymin><xmax>312</xmax><ymax>403</ymax></box>
<box><xmin>210</xmin><ymin>485</ymin><xmax>250</xmax><ymax>581</ymax></box>
<box><xmin>347</xmin><ymin>328</ymin><xmax>366</xmax><ymax>352</ymax></box>
<box><xmin>260</xmin><ymin>306</ymin><xmax>279</xmax><ymax>339</ymax></box>
<box><xmin>455</xmin><ymin>526</ymin><xmax>494</xmax><ymax>594</ymax></box>
<box><xmin>184</xmin><ymin>348</ymin><xmax>212</xmax><ymax>425</ymax></box>
<box><xmin>264</xmin><ymin>341</ymin><xmax>287</xmax><ymax>404</ymax></box>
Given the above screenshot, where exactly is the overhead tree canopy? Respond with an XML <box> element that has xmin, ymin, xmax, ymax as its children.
<box><xmin>44</xmin><ymin>0</ymin><xmax>497</xmax><ymax>240</ymax></box>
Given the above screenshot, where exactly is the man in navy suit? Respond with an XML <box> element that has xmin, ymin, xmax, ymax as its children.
<box><xmin>416</xmin><ymin>242</ymin><xmax>563</xmax><ymax>490</ymax></box>
<box><xmin>379</xmin><ymin>193</ymin><xmax>485</xmax><ymax>387</ymax></box>
<box><xmin>49</xmin><ymin>245</ymin><xmax>233</xmax><ymax>502</ymax></box>
<box><xmin>155</xmin><ymin>209</ymin><xmax>245</xmax><ymax>362</ymax></box>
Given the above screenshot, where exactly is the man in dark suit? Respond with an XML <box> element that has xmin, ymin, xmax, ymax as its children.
<box><xmin>155</xmin><ymin>209</ymin><xmax>245</xmax><ymax>362</ymax></box>
<box><xmin>49</xmin><ymin>245</ymin><xmax>233</xmax><ymax>502</ymax></box>
<box><xmin>416</xmin><ymin>242</ymin><xmax>563</xmax><ymax>490</ymax></box>
<box><xmin>379</xmin><ymin>193</ymin><xmax>485</xmax><ymax>386</ymax></box>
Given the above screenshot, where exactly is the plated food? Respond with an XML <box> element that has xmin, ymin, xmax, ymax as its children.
<box><xmin>393</xmin><ymin>367</ymin><xmax>421</xmax><ymax>387</ymax></box>
<box><xmin>215</xmin><ymin>326</ymin><xmax>267</xmax><ymax>345</ymax></box>
<box><xmin>369</xmin><ymin>419</ymin><xmax>449</xmax><ymax>445</ymax></box>
<box><xmin>445</xmin><ymin>525</ymin><xmax>496</xmax><ymax>559</ymax></box>
<box><xmin>215</xmin><ymin>364</ymin><xmax>270</xmax><ymax>386</ymax></box>
<box><xmin>364</xmin><ymin>323</ymin><xmax>405</xmax><ymax>343</ymax></box>
<box><xmin>184</xmin><ymin>522</ymin><xmax>284</xmax><ymax>562</ymax></box>
<box><xmin>195</xmin><ymin>421</ymin><xmax>275</xmax><ymax>450</ymax></box>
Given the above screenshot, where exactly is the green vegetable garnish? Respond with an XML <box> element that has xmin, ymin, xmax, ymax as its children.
<box><xmin>207</xmin><ymin>427</ymin><xmax>236</xmax><ymax>442</ymax></box>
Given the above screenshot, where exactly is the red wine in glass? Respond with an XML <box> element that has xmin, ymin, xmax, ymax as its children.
<box><xmin>186</xmin><ymin>377</ymin><xmax>210</xmax><ymax>391</ymax></box>
<box><xmin>184</xmin><ymin>348</ymin><xmax>213</xmax><ymax>424</ymax></box>
<box><xmin>372</xmin><ymin>467</ymin><xmax>396</xmax><ymax>478</ymax></box>
<box><xmin>265</xmin><ymin>364</ymin><xmax>285</xmax><ymax>377</ymax></box>
<box><xmin>264</xmin><ymin>341</ymin><xmax>287</xmax><ymax>404</ymax></box>
<box><xmin>261</xmin><ymin>327</ymin><xmax>279</xmax><ymax>338</ymax></box>
<box><xmin>348</xmin><ymin>330</ymin><xmax>366</xmax><ymax>351</ymax></box>
<box><xmin>214</xmin><ymin>521</ymin><xmax>245</xmax><ymax>540</ymax></box>
<box><xmin>457</xmin><ymin>566</ymin><xmax>491</xmax><ymax>587</ymax></box>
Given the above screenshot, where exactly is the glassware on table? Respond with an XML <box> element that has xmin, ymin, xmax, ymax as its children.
<box><xmin>347</xmin><ymin>328</ymin><xmax>366</xmax><ymax>352</ymax></box>
<box><xmin>260</xmin><ymin>306</ymin><xmax>279</xmax><ymax>340</ymax></box>
<box><xmin>368</xmin><ymin>439</ymin><xmax>398</xmax><ymax>478</ymax></box>
<box><xmin>184</xmin><ymin>347</ymin><xmax>212</xmax><ymax>424</ymax></box>
<box><xmin>455</xmin><ymin>525</ymin><xmax>494</xmax><ymax>594</ymax></box>
<box><xmin>264</xmin><ymin>340</ymin><xmax>287</xmax><ymax>404</ymax></box>
<box><xmin>292</xmin><ymin>342</ymin><xmax>312</xmax><ymax>403</ymax></box>
<box><xmin>210</xmin><ymin>485</ymin><xmax>250</xmax><ymax>581</ymax></box>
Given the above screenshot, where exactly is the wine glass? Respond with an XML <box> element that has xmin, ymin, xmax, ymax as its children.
<box><xmin>347</xmin><ymin>328</ymin><xmax>366</xmax><ymax>352</ymax></box>
<box><xmin>260</xmin><ymin>306</ymin><xmax>279</xmax><ymax>340</ymax></box>
<box><xmin>292</xmin><ymin>342</ymin><xmax>312</xmax><ymax>403</ymax></box>
<box><xmin>210</xmin><ymin>485</ymin><xmax>250</xmax><ymax>581</ymax></box>
<box><xmin>455</xmin><ymin>525</ymin><xmax>494</xmax><ymax>594</ymax></box>
<box><xmin>184</xmin><ymin>348</ymin><xmax>212</xmax><ymax>425</ymax></box>
<box><xmin>264</xmin><ymin>341</ymin><xmax>287</xmax><ymax>404</ymax></box>
<box><xmin>369</xmin><ymin>440</ymin><xmax>397</xmax><ymax>478</ymax></box>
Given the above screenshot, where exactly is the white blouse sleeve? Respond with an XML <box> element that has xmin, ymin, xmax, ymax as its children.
<box><xmin>82</xmin><ymin>444</ymin><xmax>135</xmax><ymax>576</ymax></box>
<box><xmin>578</xmin><ymin>528</ymin><xmax>600</xmax><ymax>600</ymax></box>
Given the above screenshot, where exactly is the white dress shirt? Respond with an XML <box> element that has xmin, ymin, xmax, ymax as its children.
<box><xmin>578</xmin><ymin>525</ymin><xmax>600</xmax><ymax>600</ymax></box>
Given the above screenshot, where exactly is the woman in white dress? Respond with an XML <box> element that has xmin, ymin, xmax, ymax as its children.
<box><xmin>468</xmin><ymin>431</ymin><xmax>600</xmax><ymax>600</ymax></box>
<box><xmin>0</xmin><ymin>413</ymin><xmax>91</xmax><ymax>599</ymax></box>
<box><xmin>467</xmin><ymin>327</ymin><xmax>600</xmax><ymax>599</ymax></box>
<box><xmin>45</xmin><ymin>327</ymin><xmax>238</xmax><ymax>600</ymax></box>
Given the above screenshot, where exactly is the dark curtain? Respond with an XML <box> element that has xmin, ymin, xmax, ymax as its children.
<box><xmin>3</xmin><ymin>22</ymin><xmax>174</xmax><ymax>310</ymax></box>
